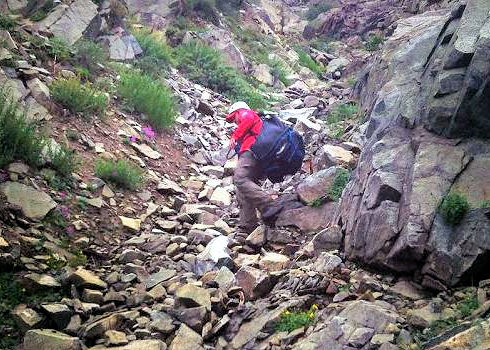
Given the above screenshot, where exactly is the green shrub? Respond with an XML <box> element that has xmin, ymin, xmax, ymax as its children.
<box><xmin>51</xmin><ymin>78</ymin><xmax>107</xmax><ymax>117</ymax></box>
<box><xmin>0</xmin><ymin>13</ymin><xmax>16</xmax><ymax>30</ymax></box>
<box><xmin>365</xmin><ymin>34</ymin><xmax>384</xmax><ymax>52</ymax></box>
<box><xmin>46</xmin><ymin>37</ymin><xmax>72</xmax><ymax>61</ymax></box>
<box><xmin>275</xmin><ymin>305</ymin><xmax>317</xmax><ymax>333</ymax></box>
<box><xmin>269</xmin><ymin>58</ymin><xmax>290</xmax><ymax>86</ymax></box>
<box><xmin>132</xmin><ymin>28</ymin><xmax>174</xmax><ymax>74</ymax></box>
<box><xmin>296</xmin><ymin>47</ymin><xmax>324</xmax><ymax>77</ymax></box>
<box><xmin>309</xmin><ymin>37</ymin><xmax>332</xmax><ymax>53</ymax></box>
<box><xmin>479</xmin><ymin>200</ymin><xmax>490</xmax><ymax>208</ymax></box>
<box><xmin>327</xmin><ymin>102</ymin><xmax>358</xmax><ymax>124</ymax></box>
<box><xmin>457</xmin><ymin>293</ymin><xmax>479</xmax><ymax>318</ymax></box>
<box><xmin>73</xmin><ymin>39</ymin><xmax>107</xmax><ymax>74</ymax></box>
<box><xmin>175</xmin><ymin>40</ymin><xmax>268</xmax><ymax>109</ymax></box>
<box><xmin>30</xmin><ymin>10</ymin><xmax>48</xmax><ymax>22</ymax></box>
<box><xmin>0</xmin><ymin>90</ymin><xmax>45</xmax><ymax>168</ymax></box>
<box><xmin>0</xmin><ymin>272</ymin><xmax>65</xmax><ymax>348</ymax></box>
<box><xmin>328</xmin><ymin>168</ymin><xmax>350</xmax><ymax>201</ymax></box>
<box><xmin>118</xmin><ymin>70</ymin><xmax>176</xmax><ymax>130</ymax></box>
<box><xmin>306</xmin><ymin>2</ymin><xmax>332</xmax><ymax>21</ymax></box>
<box><xmin>439</xmin><ymin>192</ymin><xmax>470</xmax><ymax>226</ymax></box>
<box><xmin>95</xmin><ymin>158</ymin><xmax>145</xmax><ymax>190</ymax></box>
<box><xmin>49</xmin><ymin>144</ymin><xmax>79</xmax><ymax>178</ymax></box>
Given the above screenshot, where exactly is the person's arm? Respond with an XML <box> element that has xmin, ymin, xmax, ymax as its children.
<box><xmin>231</xmin><ymin>111</ymin><xmax>255</xmax><ymax>142</ymax></box>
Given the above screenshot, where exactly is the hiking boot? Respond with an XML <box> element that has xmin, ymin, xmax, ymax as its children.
<box><xmin>261</xmin><ymin>204</ymin><xmax>284</xmax><ymax>225</ymax></box>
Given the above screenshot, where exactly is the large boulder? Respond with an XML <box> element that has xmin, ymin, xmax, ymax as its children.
<box><xmin>23</xmin><ymin>329</ymin><xmax>81</xmax><ymax>350</ymax></box>
<box><xmin>36</xmin><ymin>0</ymin><xmax>98</xmax><ymax>45</ymax></box>
<box><xmin>336</xmin><ymin>2</ymin><xmax>490</xmax><ymax>290</ymax></box>
<box><xmin>0</xmin><ymin>182</ymin><xmax>56</xmax><ymax>221</ymax></box>
<box><xmin>199</xmin><ymin>29</ymin><xmax>250</xmax><ymax>72</ymax></box>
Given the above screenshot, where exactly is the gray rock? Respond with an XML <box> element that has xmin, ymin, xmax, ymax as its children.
<box><xmin>297</xmin><ymin>166</ymin><xmax>343</xmax><ymax>204</ymax></box>
<box><xmin>13</xmin><ymin>305</ymin><xmax>45</xmax><ymax>333</ymax></box>
<box><xmin>0</xmin><ymin>182</ymin><xmax>56</xmax><ymax>221</ymax></box>
<box><xmin>169</xmin><ymin>324</ymin><xmax>204</xmax><ymax>350</ymax></box>
<box><xmin>23</xmin><ymin>329</ymin><xmax>81</xmax><ymax>350</ymax></box>
<box><xmin>37</xmin><ymin>0</ymin><xmax>98</xmax><ymax>45</ymax></box>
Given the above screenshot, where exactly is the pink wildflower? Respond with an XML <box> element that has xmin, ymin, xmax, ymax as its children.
<box><xmin>129</xmin><ymin>135</ymin><xmax>138</xmax><ymax>143</ymax></box>
<box><xmin>66</xmin><ymin>225</ymin><xmax>75</xmax><ymax>236</ymax></box>
<box><xmin>142</xmin><ymin>126</ymin><xmax>156</xmax><ymax>140</ymax></box>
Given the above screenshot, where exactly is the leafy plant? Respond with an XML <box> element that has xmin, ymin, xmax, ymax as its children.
<box><xmin>175</xmin><ymin>40</ymin><xmax>269</xmax><ymax>109</ymax></box>
<box><xmin>0</xmin><ymin>13</ymin><xmax>16</xmax><ymax>30</ymax></box>
<box><xmin>328</xmin><ymin>168</ymin><xmax>350</xmax><ymax>201</ymax></box>
<box><xmin>132</xmin><ymin>29</ymin><xmax>174</xmax><ymax>77</ymax></box>
<box><xmin>309</xmin><ymin>197</ymin><xmax>323</xmax><ymax>208</ymax></box>
<box><xmin>73</xmin><ymin>39</ymin><xmax>107</xmax><ymax>74</ymax></box>
<box><xmin>295</xmin><ymin>47</ymin><xmax>324</xmax><ymax>77</ymax></box>
<box><xmin>275</xmin><ymin>305</ymin><xmax>318</xmax><ymax>333</ymax></box>
<box><xmin>327</xmin><ymin>102</ymin><xmax>359</xmax><ymax>124</ymax></box>
<box><xmin>30</xmin><ymin>10</ymin><xmax>48</xmax><ymax>22</ymax></box>
<box><xmin>46</xmin><ymin>37</ymin><xmax>72</xmax><ymax>61</ymax></box>
<box><xmin>0</xmin><ymin>272</ymin><xmax>65</xmax><ymax>348</ymax></box>
<box><xmin>457</xmin><ymin>293</ymin><xmax>479</xmax><ymax>318</ymax></box>
<box><xmin>478</xmin><ymin>200</ymin><xmax>490</xmax><ymax>208</ymax></box>
<box><xmin>68</xmin><ymin>250</ymin><xmax>88</xmax><ymax>267</ymax></box>
<box><xmin>439</xmin><ymin>192</ymin><xmax>470</xmax><ymax>226</ymax></box>
<box><xmin>269</xmin><ymin>58</ymin><xmax>290</xmax><ymax>86</ymax></box>
<box><xmin>95</xmin><ymin>158</ymin><xmax>145</xmax><ymax>190</ymax></box>
<box><xmin>365</xmin><ymin>34</ymin><xmax>384</xmax><ymax>52</ymax></box>
<box><xmin>118</xmin><ymin>70</ymin><xmax>176</xmax><ymax>130</ymax></box>
<box><xmin>51</xmin><ymin>77</ymin><xmax>108</xmax><ymax>117</ymax></box>
<box><xmin>49</xmin><ymin>144</ymin><xmax>79</xmax><ymax>178</ymax></box>
<box><xmin>0</xmin><ymin>90</ymin><xmax>45</xmax><ymax>168</ymax></box>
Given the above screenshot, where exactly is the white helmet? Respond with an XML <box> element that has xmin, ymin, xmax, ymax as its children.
<box><xmin>228</xmin><ymin>101</ymin><xmax>250</xmax><ymax>114</ymax></box>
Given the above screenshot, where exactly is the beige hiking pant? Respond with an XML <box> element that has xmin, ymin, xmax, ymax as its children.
<box><xmin>233</xmin><ymin>151</ymin><xmax>271</xmax><ymax>232</ymax></box>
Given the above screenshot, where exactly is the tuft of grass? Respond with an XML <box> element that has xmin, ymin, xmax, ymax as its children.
<box><xmin>73</xmin><ymin>39</ymin><xmax>107</xmax><ymax>75</ymax></box>
<box><xmin>295</xmin><ymin>47</ymin><xmax>324</xmax><ymax>78</ymax></box>
<box><xmin>95</xmin><ymin>158</ymin><xmax>145</xmax><ymax>190</ymax></box>
<box><xmin>118</xmin><ymin>70</ymin><xmax>176</xmax><ymax>130</ymax></box>
<box><xmin>269</xmin><ymin>58</ymin><xmax>290</xmax><ymax>86</ymax></box>
<box><xmin>309</xmin><ymin>197</ymin><xmax>324</xmax><ymax>208</ymax></box>
<box><xmin>365</xmin><ymin>34</ymin><xmax>384</xmax><ymax>52</ymax></box>
<box><xmin>48</xmin><ymin>144</ymin><xmax>79</xmax><ymax>178</ymax></box>
<box><xmin>327</xmin><ymin>102</ymin><xmax>359</xmax><ymax>124</ymax></box>
<box><xmin>175</xmin><ymin>40</ymin><xmax>269</xmax><ymax>109</ymax></box>
<box><xmin>328</xmin><ymin>168</ymin><xmax>350</xmax><ymax>201</ymax></box>
<box><xmin>68</xmin><ymin>250</ymin><xmax>87</xmax><ymax>267</ymax></box>
<box><xmin>457</xmin><ymin>293</ymin><xmax>479</xmax><ymax>318</ymax></box>
<box><xmin>51</xmin><ymin>77</ymin><xmax>107</xmax><ymax>117</ymax></box>
<box><xmin>46</xmin><ymin>37</ymin><xmax>72</xmax><ymax>61</ymax></box>
<box><xmin>275</xmin><ymin>305</ymin><xmax>317</xmax><ymax>333</ymax></box>
<box><xmin>0</xmin><ymin>13</ymin><xmax>16</xmax><ymax>30</ymax></box>
<box><xmin>438</xmin><ymin>192</ymin><xmax>470</xmax><ymax>226</ymax></box>
<box><xmin>0</xmin><ymin>272</ymin><xmax>65</xmax><ymax>348</ymax></box>
<box><xmin>478</xmin><ymin>200</ymin><xmax>490</xmax><ymax>208</ymax></box>
<box><xmin>133</xmin><ymin>28</ymin><xmax>175</xmax><ymax>75</ymax></box>
<box><xmin>0</xmin><ymin>90</ymin><xmax>46</xmax><ymax>168</ymax></box>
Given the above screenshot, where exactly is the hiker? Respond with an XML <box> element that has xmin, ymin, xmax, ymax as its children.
<box><xmin>226</xmin><ymin>102</ymin><xmax>282</xmax><ymax>240</ymax></box>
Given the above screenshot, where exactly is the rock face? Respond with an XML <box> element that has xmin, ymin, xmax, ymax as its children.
<box><xmin>336</xmin><ymin>2</ymin><xmax>490</xmax><ymax>290</ymax></box>
<box><xmin>36</xmin><ymin>0</ymin><xmax>98</xmax><ymax>45</ymax></box>
<box><xmin>0</xmin><ymin>182</ymin><xmax>56</xmax><ymax>221</ymax></box>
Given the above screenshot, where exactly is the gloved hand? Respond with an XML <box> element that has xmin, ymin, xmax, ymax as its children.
<box><xmin>229</xmin><ymin>138</ymin><xmax>236</xmax><ymax>150</ymax></box>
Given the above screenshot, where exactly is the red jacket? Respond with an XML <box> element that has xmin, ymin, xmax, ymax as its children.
<box><xmin>231</xmin><ymin>109</ymin><xmax>263</xmax><ymax>154</ymax></box>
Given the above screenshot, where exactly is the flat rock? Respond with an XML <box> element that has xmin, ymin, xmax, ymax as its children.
<box><xmin>23</xmin><ymin>329</ymin><xmax>81</xmax><ymax>350</ymax></box>
<box><xmin>259</xmin><ymin>252</ymin><xmax>290</xmax><ymax>272</ymax></box>
<box><xmin>297</xmin><ymin>166</ymin><xmax>343</xmax><ymax>204</ymax></box>
<box><xmin>23</xmin><ymin>273</ymin><xmax>61</xmax><ymax>289</ymax></box>
<box><xmin>169</xmin><ymin>324</ymin><xmax>204</xmax><ymax>350</ymax></box>
<box><xmin>89</xmin><ymin>339</ymin><xmax>166</xmax><ymax>350</ymax></box>
<box><xmin>145</xmin><ymin>268</ymin><xmax>176</xmax><ymax>289</ymax></box>
<box><xmin>66</xmin><ymin>267</ymin><xmax>108</xmax><ymax>290</ymax></box>
<box><xmin>119</xmin><ymin>216</ymin><xmax>141</xmax><ymax>231</ymax></box>
<box><xmin>13</xmin><ymin>305</ymin><xmax>45</xmax><ymax>333</ymax></box>
<box><xmin>131</xmin><ymin>143</ymin><xmax>161</xmax><ymax>160</ymax></box>
<box><xmin>235</xmin><ymin>266</ymin><xmax>275</xmax><ymax>300</ymax></box>
<box><xmin>0</xmin><ymin>182</ymin><xmax>56</xmax><ymax>221</ymax></box>
<box><xmin>175</xmin><ymin>284</ymin><xmax>211</xmax><ymax>311</ymax></box>
<box><xmin>157</xmin><ymin>178</ymin><xmax>185</xmax><ymax>195</ymax></box>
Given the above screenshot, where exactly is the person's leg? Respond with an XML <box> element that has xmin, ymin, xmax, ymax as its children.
<box><xmin>236</xmin><ymin>190</ymin><xmax>259</xmax><ymax>232</ymax></box>
<box><xmin>233</xmin><ymin>152</ymin><xmax>272</xmax><ymax>216</ymax></box>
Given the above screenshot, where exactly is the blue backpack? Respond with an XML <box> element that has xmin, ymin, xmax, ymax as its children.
<box><xmin>250</xmin><ymin>114</ymin><xmax>305</xmax><ymax>183</ymax></box>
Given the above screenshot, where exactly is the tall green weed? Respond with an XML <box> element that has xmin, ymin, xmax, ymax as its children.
<box><xmin>118</xmin><ymin>70</ymin><xmax>176</xmax><ymax>130</ymax></box>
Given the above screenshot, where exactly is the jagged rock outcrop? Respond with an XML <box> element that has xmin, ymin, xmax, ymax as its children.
<box><xmin>336</xmin><ymin>1</ymin><xmax>490</xmax><ymax>290</ymax></box>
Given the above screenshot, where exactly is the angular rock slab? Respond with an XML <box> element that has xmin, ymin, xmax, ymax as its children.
<box><xmin>89</xmin><ymin>339</ymin><xmax>166</xmax><ymax>350</ymax></box>
<box><xmin>24</xmin><ymin>329</ymin><xmax>81</xmax><ymax>350</ymax></box>
<box><xmin>0</xmin><ymin>182</ymin><xmax>56</xmax><ymax>221</ymax></box>
<box><xmin>36</xmin><ymin>0</ymin><xmax>98</xmax><ymax>45</ymax></box>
